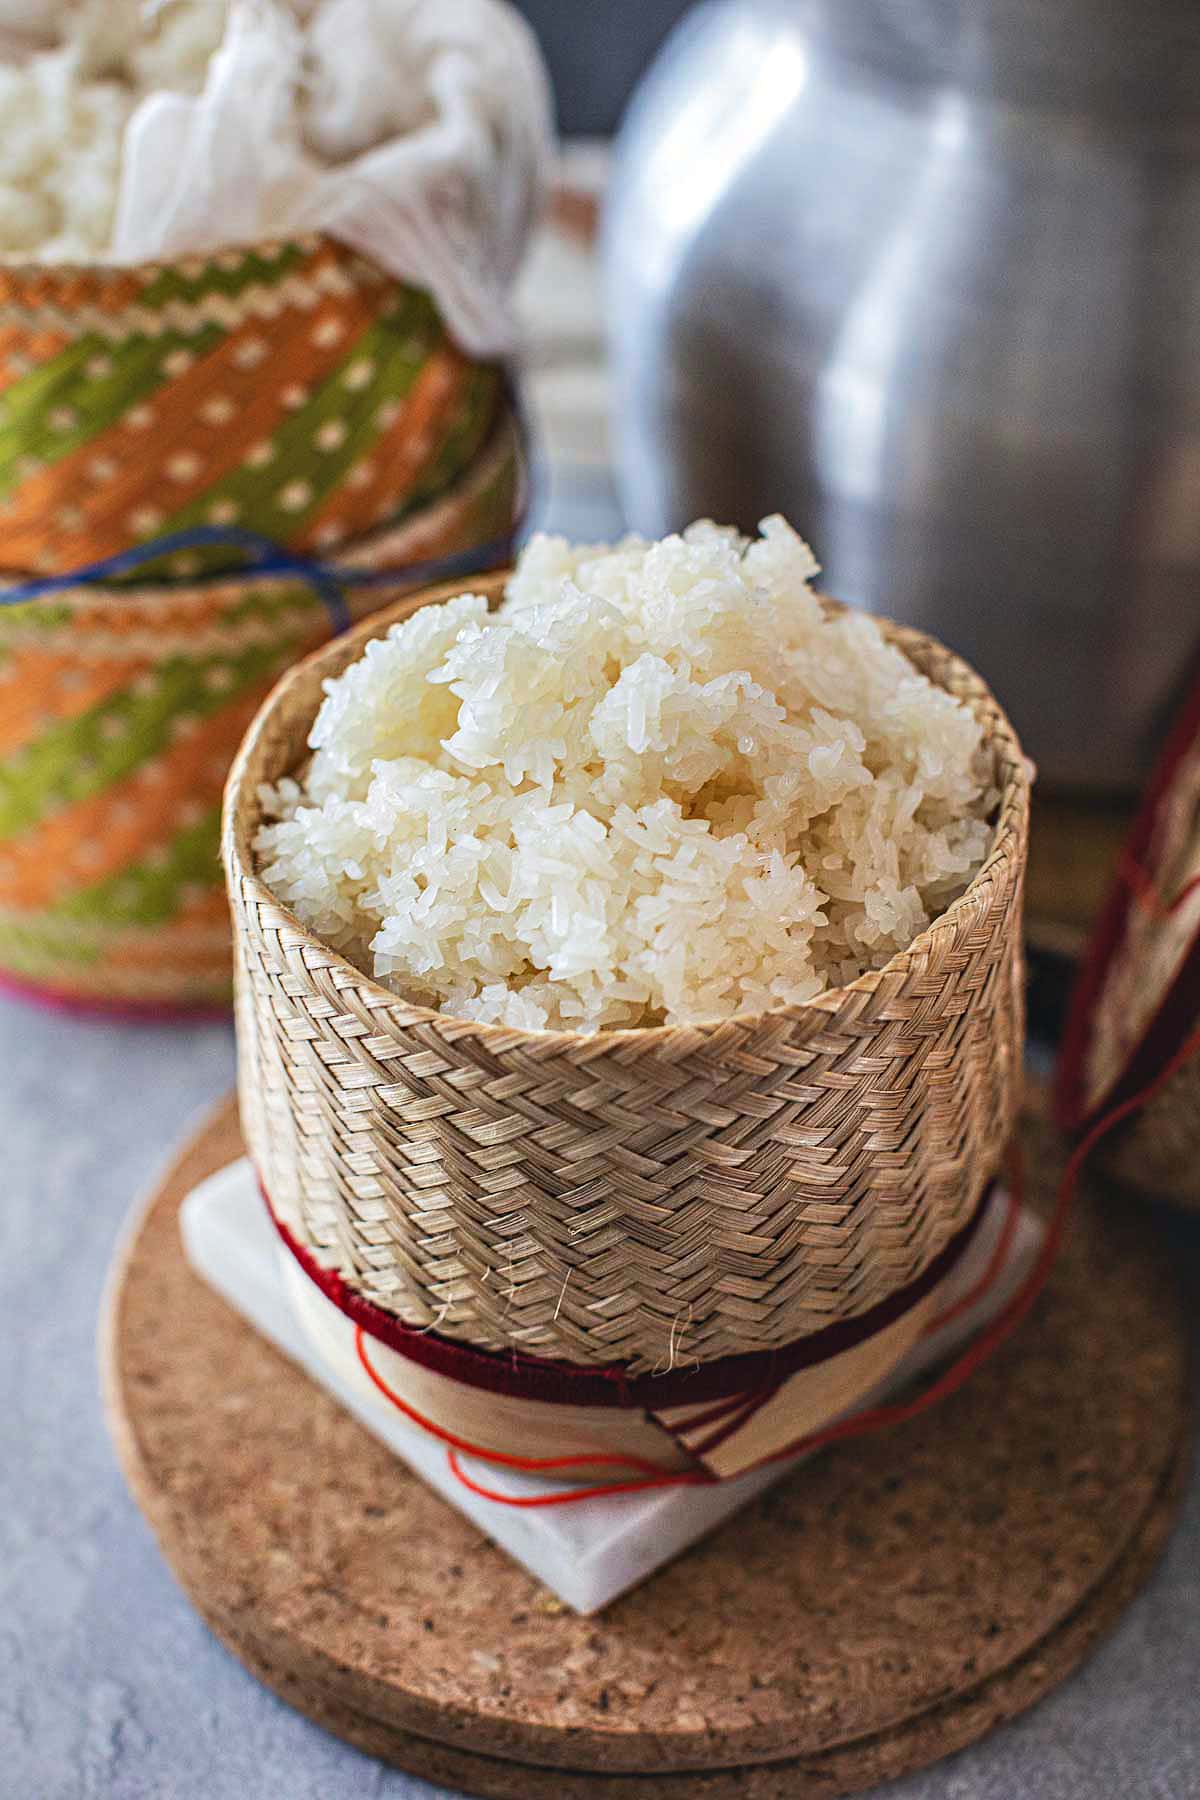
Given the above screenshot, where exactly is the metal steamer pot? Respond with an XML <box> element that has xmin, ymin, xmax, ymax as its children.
<box><xmin>605</xmin><ymin>0</ymin><xmax>1200</xmax><ymax>792</ymax></box>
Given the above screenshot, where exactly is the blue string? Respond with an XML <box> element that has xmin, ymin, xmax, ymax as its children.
<box><xmin>0</xmin><ymin>523</ymin><xmax>520</xmax><ymax>635</ymax></box>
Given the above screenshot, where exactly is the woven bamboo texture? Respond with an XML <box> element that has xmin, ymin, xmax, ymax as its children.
<box><xmin>0</xmin><ymin>422</ymin><xmax>521</xmax><ymax>1006</ymax></box>
<box><xmin>225</xmin><ymin>575</ymin><xmax>1030</xmax><ymax>1372</ymax></box>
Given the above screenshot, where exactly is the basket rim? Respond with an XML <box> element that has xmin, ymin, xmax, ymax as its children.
<box><xmin>0</xmin><ymin>230</ymin><xmax>384</xmax><ymax>287</ymax></box>
<box><xmin>223</xmin><ymin>568</ymin><xmax>1031</xmax><ymax>1049</ymax></box>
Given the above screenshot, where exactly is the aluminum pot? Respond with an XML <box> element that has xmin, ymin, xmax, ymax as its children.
<box><xmin>605</xmin><ymin>0</ymin><xmax>1200</xmax><ymax>792</ymax></box>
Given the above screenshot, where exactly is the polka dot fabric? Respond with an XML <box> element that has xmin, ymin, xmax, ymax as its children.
<box><xmin>0</xmin><ymin>229</ymin><xmax>522</xmax><ymax>1005</ymax></box>
<box><xmin>0</xmin><ymin>236</ymin><xmax>505</xmax><ymax>578</ymax></box>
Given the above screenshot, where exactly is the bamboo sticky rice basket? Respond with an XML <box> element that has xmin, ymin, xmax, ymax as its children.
<box><xmin>224</xmin><ymin>574</ymin><xmax>1031</xmax><ymax>1376</ymax></box>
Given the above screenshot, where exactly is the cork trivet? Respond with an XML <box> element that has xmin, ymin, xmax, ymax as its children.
<box><xmin>103</xmin><ymin>1088</ymin><xmax>1191</xmax><ymax>1798</ymax></box>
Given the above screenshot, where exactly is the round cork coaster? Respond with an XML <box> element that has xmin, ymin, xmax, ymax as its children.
<box><xmin>103</xmin><ymin>1090</ymin><xmax>1191</xmax><ymax>1799</ymax></box>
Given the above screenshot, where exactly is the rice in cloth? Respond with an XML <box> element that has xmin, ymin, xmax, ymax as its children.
<box><xmin>0</xmin><ymin>0</ymin><xmax>550</xmax><ymax>356</ymax></box>
<box><xmin>0</xmin><ymin>0</ymin><xmax>226</xmax><ymax>261</ymax></box>
<box><xmin>256</xmin><ymin>518</ymin><xmax>997</xmax><ymax>1032</ymax></box>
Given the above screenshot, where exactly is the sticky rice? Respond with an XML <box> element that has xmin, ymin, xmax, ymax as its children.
<box><xmin>256</xmin><ymin>517</ymin><xmax>996</xmax><ymax>1032</ymax></box>
<box><xmin>0</xmin><ymin>0</ymin><xmax>226</xmax><ymax>261</ymax></box>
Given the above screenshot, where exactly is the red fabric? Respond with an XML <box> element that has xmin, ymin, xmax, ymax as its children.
<box><xmin>1056</xmin><ymin>673</ymin><xmax>1200</xmax><ymax>1132</ymax></box>
<box><xmin>0</xmin><ymin>967</ymin><xmax>232</xmax><ymax>1025</ymax></box>
<box><xmin>400</xmin><ymin>1152</ymin><xmax>1047</xmax><ymax>1510</ymax></box>
<box><xmin>386</xmin><ymin>1039</ymin><xmax>1196</xmax><ymax>1508</ymax></box>
<box><xmin>264</xmin><ymin>1172</ymin><xmax>991</xmax><ymax>1412</ymax></box>
<box><xmin>354</xmin><ymin>1323</ymin><xmax>708</xmax><ymax>1491</ymax></box>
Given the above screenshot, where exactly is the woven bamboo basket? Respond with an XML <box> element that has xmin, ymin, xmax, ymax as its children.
<box><xmin>0</xmin><ymin>237</ymin><xmax>523</xmax><ymax>1008</ymax></box>
<box><xmin>224</xmin><ymin>573</ymin><xmax>1031</xmax><ymax>1396</ymax></box>
<box><xmin>1057</xmin><ymin>683</ymin><xmax>1200</xmax><ymax>1211</ymax></box>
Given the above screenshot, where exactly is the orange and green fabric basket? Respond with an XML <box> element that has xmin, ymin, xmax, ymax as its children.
<box><xmin>0</xmin><ymin>235</ymin><xmax>524</xmax><ymax>1013</ymax></box>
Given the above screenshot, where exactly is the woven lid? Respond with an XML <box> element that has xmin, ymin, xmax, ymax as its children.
<box><xmin>1056</xmin><ymin>676</ymin><xmax>1200</xmax><ymax>1136</ymax></box>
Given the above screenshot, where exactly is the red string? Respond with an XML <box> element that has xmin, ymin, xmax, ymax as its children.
<box><xmin>654</xmin><ymin>1179</ymin><xmax>1024</xmax><ymax>1468</ymax></box>
<box><xmin>446</xmin><ymin>1448</ymin><xmax>709</xmax><ymax>1508</ymax></box>
<box><xmin>354</xmin><ymin>1323</ymin><xmax>714</xmax><ymax>1492</ymax></box>
<box><xmin>742</xmin><ymin>1144</ymin><xmax>1041</xmax><ymax>1474</ymax></box>
<box><xmin>747</xmin><ymin>1038</ymin><xmax>1200</xmax><ymax>1478</ymax></box>
<box><xmin>355</xmin><ymin>1036</ymin><xmax>1200</xmax><ymax>1509</ymax></box>
<box><xmin>352</xmin><ymin>1150</ymin><xmax>1030</xmax><ymax>1505</ymax></box>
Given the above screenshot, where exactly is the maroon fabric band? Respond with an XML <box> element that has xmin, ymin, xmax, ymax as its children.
<box><xmin>0</xmin><ymin>967</ymin><xmax>231</xmax><ymax>1024</ymax></box>
<box><xmin>1056</xmin><ymin>672</ymin><xmax>1200</xmax><ymax>1133</ymax></box>
<box><xmin>264</xmin><ymin>1175</ymin><xmax>992</xmax><ymax>1412</ymax></box>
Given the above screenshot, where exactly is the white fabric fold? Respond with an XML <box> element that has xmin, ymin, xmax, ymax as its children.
<box><xmin>9</xmin><ymin>0</ymin><xmax>553</xmax><ymax>355</ymax></box>
<box><xmin>114</xmin><ymin>0</ymin><xmax>553</xmax><ymax>355</ymax></box>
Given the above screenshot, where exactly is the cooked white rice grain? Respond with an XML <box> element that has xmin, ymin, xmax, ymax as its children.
<box><xmin>256</xmin><ymin>516</ymin><xmax>997</xmax><ymax>1031</ymax></box>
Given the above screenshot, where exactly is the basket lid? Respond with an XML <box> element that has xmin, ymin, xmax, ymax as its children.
<box><xmin>1056</xmin><ymin>674</ymin><xmax>1200</xmax><ymax>1132</ymax></box>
